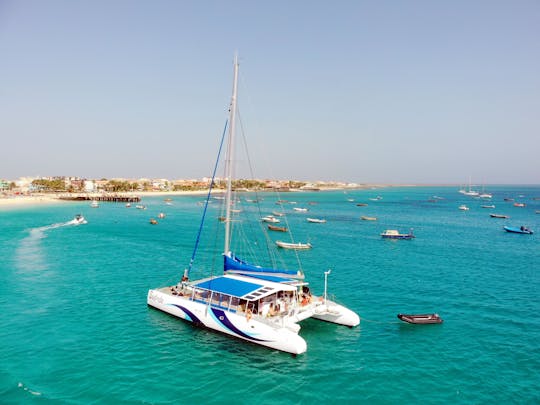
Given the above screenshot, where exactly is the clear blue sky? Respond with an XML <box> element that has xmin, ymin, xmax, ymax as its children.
<box><xmin>1</xmin><ymin>1</ymin><xmax>539</xmax><ymax>184</ymax></box>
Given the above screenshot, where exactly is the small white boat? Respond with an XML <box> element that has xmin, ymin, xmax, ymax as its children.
<box><xmin>126</xmin><ymin>203</ymin><xmax>131</xmax><ymax>208</ymax></box>
<box><xmin>306</xmin><ymin>218</ymin><xmax>326</xmax><ymax>223</ymax></box>
<box><xmin>90</xmin><ymin>200</ymin><xmax>99</xmax><ymax>208</ymax></box>
<box><xmin>69</xmin><ymin>214</ymin><xmax>87</xmax><ymax>225</ymax></box>
<box><xmin>293</xmin><ymin>207</ymin><xmax>308</xmax><ymax>212</ymax></box>
<box><xmin>481</xmin><ymin>205</ymin><xmax>495</xmax><ymax>209</ymax></box>
<box><xmin>276</xmin><ymin>240</ymin><xmax>312</xmax><ymax>250</ymax></box>
<box><xmin>380</xmin><ymin>229</ymin><xmax>414</xmax><ymax>239</ymax></box>
<box><xmin>458</xmin><ymin>205</ymin><xmax>469</xmax><ymax>211</ymax></box>
<box><xmin>361</xmin><ymin>216</ymin><xmax>377</xmax><ymax>221</ymax></box>
<box><xmin>262</xmin><ymin>215</ymin><xmax>280</xmax><ymax>223</ymax></box>
<box><xmin>158</xmin><ymin>213</ymin><xmax>166</xmax><ymax>219</ymax></box>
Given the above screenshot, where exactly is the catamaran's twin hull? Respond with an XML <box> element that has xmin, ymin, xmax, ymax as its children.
<box><xmin>147</xmin><ymin>289</ymin><xmax>308</xmax><ymax>355</ymax></box>
<box><xmin>311</xmin><ymin>300</ymin><xmax>360</xmax><ymax>327</ymax></box>
<box><xmin>147</xmin><ymin>289</ymin><xmax>360</xmax><ymax>354</ymax></box>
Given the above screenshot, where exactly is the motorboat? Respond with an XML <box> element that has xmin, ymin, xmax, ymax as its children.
<box><xmin>490</xmin><ymin>214</ymin><xmax>509</xmax><ymax>219</ymax></box>
<box><xmin>268</xmin><ymin>224</ymin><xmax>288</xmax><ymax>232</ymax></box>
<box><xmin>69</xmin><ymin>214</ymin><xmax>87</xmax><ymax>225</ymax></box>
<box><xmin>275</xmin><ymin>240</ymin><xmax>312</xmax><ymax>250</ymax></box>
<box><xmin>361</xmin><ymin>216</ymin><xmax>377</xmax><ymax>221</ymax></box>
<box><xmin>458</xmin><ymin>205</ymin><xmax>469</xmax><ymax>211</ymax></box>
<box><xmin>397</xmin><ymin>313</ymin><xmax>443</xmax><ymax>324</ymax></box>
<box><xmin>380</xmin><ymin>229</ymin><xmax>415</xmax><ymax>239</ymax></box>
<box><xmin>262</xmin><ymin>215</ymin><xmax>280</xmax><ymax>223</ymax></box>
<box><xmin>306</xmin><ymin>218</ymin><xmax>326</xmax><ymax>223</ymax></box>
<box><xmin>503</xmin><ymin>226</ymin><xmax>533</xmax><ymax>234</ymax></box>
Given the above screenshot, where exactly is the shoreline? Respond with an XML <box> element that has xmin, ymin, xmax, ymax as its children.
<box><xmin>0</xmin><ymin>184</ymin><xmax>457</xmax><ymax>208</ymax></box>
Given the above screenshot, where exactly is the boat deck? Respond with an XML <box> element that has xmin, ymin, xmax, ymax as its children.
<box><xmin>154</xmin><ymin>283</ymin><xmax>324</xmax><ymax>324</ymax></box>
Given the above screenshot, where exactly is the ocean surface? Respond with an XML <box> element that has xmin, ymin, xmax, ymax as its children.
<box><xmin>1</xmin><ymin>186</ymin><xmax>539</xmax><ymax>404</ymax></box>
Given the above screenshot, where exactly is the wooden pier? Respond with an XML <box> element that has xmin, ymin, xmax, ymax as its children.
<box><xmin>59</xmin><ymin>194</ymin><xmax>141</xmax><ymax>203</ymax></box>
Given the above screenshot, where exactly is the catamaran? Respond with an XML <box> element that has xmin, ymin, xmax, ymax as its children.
<box><xmin>147</xmin><ymin>56</ymin><xmax>359</xmax><ymax>355</ymax></box>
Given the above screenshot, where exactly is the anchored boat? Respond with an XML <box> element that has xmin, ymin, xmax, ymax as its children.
<box><xmin>503</xmin><ymin>226</ymin><xmax>533</xmax><ymax>234</ymax></box>
<box><xmin>381</xmin><ymin>229</ymin><xmax>415</xmax><ymax>239</ymax></box>
<box><xmin>397</xmin><ymin>313</ymin><xmax>443</xmax><ymax>324</ymax></box>
<box><xmin>147</xmin><ymin>56</ymin><xmax>359</xmax><ymax>355</ymax></box>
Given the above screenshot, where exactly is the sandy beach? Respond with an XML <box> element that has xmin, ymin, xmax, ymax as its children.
<box><xmin>0</xmin><ymin>185</ymin><xmax>393</xmax><ymax>209</ymax></box>
<box><xmin>0</xmin><ymin>194</ymin><xmax>67</xmax><ymax>208</ymax></box>
<box><xmin>0</xmin><ymin>191</ymin><xmax>212</xmax><ymax>208</ymax></box>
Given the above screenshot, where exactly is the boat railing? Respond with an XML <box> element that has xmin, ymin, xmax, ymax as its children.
<box><xmin>183</xmin><ymin>286</ymin><xmax>242</xmax><ymax>313</ymax></box>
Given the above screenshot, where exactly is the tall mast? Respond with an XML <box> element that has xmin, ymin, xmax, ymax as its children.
<box><xmin>224</xmin><ymin>55</ymin><xmax>239</xmax><ymax>255</ymax></box>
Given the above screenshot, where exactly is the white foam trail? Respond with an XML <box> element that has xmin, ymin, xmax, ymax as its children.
<box><xmin>15</xmin><ymin>218</ymin><xmax>86</xmax><ymax>272</ymax></box>
<box><xmin>18</xmin><ymin>382</ymin><xmax>42</xmax><ymax>396</ymax></box>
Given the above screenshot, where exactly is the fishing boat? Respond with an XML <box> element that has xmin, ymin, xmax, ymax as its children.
<box><xmin>503</xmin><ymin>226</ymin><xmax>533</xmax><ymax>234</ymax></box>
<box><xmin>397</xmin><ymin>313</ymin><xmax>443</xmax><ymax>324</ymax></box>
<box><xmin>147</xmin><ymin>56</ymin><xmax>359</xmax><ymax>355</ymax></box>
<box><xmin>380</xmin><ymin>229</ymin><xmax>415</xmax><ymax>239</ymax></box>
<box><xmin>268</xmin><ymin>224</ymin><xmax>288</xmax><ymax>232</ymax></box>
<box><xmin>275</xmin><ymin>240</ymin><xmax>313</xmax><ymax>250</ymax></box>
<box><xmin>490</xmin><ymin>214</ymin><xmax>509</xmax><ymax>219</ymax></box>
<box><xmin>306</xmin><ymin>218</ymin><xmax>326</xmax><ymax>223</ymax></box>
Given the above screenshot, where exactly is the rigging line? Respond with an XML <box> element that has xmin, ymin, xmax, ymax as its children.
<box><xmin>186</xmin><ymin>119</ymin><xmax>229</xmax><ymax>277</ymax></box>
<box><xmin>235</xmin><ymin>72</ymin><xmax>302</xmax><ymax>273</ymax></box>
<box><xmin>236</xmin><ymin>109</ymin><xmax>278</xmax><ymax>267</ymax></box>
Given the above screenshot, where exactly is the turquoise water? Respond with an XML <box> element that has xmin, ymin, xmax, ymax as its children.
<box><xmin>1</xmin><ymin>186</ymin><xmax>539</xmax><ymax>403</ymax></box>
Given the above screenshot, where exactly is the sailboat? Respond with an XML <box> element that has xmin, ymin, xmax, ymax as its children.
<box><xmin>147</xmin><ymin>56</ymin><xmax>359</xmax><ymax>355</ymax></box>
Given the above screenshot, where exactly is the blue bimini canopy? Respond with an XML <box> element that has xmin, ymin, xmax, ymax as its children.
<box><xmin>194</xmin><ymin>276</ymin><xmax>263</xmax><ymax>298</ymax></box>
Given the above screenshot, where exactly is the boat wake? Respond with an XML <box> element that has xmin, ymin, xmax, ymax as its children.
<box><xmin>15</xmin><ymin>218</ymin><xmax>86</xmax><ymax>272</ymax></box>
<box><xmin>18</xmin><ymin>382</ymin><xmax>42</xmax><ymax>397</ymax></box>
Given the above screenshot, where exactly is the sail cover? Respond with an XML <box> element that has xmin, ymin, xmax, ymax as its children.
<box><xmin>223</xmin><ymin>253</ymin><xmax>304</xmax><ymax>280</ymax></box>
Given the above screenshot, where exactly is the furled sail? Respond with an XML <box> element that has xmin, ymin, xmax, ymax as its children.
<box><xmin>223</xmin><ymin>253</ymin><xmax>304</xmax><ymax>281</ymax></box>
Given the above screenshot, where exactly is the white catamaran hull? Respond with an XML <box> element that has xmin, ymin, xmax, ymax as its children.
<box><xmin>147</xmin><ymin>289</ymin><xmax>307</xmax><ymax>355</ymax></box>
<box><xmin>311</xmin><ymin>300</ymin><xmax>360</xmax><ymax>327</ymax></box>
